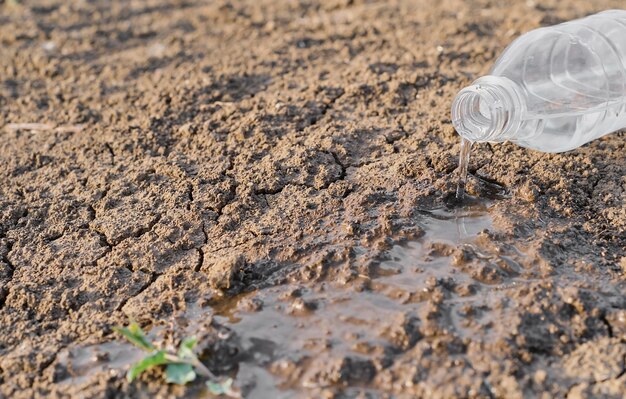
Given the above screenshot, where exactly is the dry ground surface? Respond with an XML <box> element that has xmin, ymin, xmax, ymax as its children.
<box><xmin>0</xmin><ymin>0</ymin><xmax>625</xmax><ymax>398</ymax></box>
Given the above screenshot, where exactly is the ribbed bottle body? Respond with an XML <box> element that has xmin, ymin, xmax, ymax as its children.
<box><xmin>493</xmin><ymin>10</ymin><xmax>626</xmax><ymax>152</ymax></box>
<box><xmin>453</xmin><ymin>10</ymin><xmax>626</xmax><ymax>152</ymax></box>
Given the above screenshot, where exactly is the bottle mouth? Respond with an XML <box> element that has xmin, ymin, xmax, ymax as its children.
<box><xmin>451</xmin><ymin>77</ymin><xmax>522</xmax><ymax>142</ymax></box>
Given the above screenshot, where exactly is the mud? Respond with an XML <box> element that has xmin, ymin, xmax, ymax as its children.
<box><xmin>0</xmin><ymin>0</ymin><xmax>624</xmax><ymax>398</ymax></box>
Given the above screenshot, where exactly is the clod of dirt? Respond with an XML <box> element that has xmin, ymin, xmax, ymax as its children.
<box><xmin>203</xmin><ymin>254</ymin><xmax>246</xmax><ymax>291</ymax></box>
<box><xmin>564</xmin><ymin>338</ymin><xmax>626</xmax><ymax>383</ymax></box>
<box><xmin>288</xmin><ymin>298</ymin><xmax>318</xmax><ymax>315</ymax></box>
<box><xmin>239</xmin><ymin>297</ymin><xmax>264</xmax><ymax>312</ymax></box>
<box><xmin>303</xmin><ymin>356</ymin><xmax>377</xmax><ymax>387</ymax></box>
<box><xmin>378</xmin><ymin>312</ymin><xmax>422</xmax><ymax>350</ymax></box>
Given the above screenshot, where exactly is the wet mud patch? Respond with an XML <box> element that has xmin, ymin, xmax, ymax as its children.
<box><xmin>181</xmin><ymin>197</ymin><xmax>553</xmax><ymax>397</ymax></box>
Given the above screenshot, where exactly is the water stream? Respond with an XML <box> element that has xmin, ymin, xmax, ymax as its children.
<box><xmin>456</xmin><ymin>138</ymin><xmax>473</xmax><ymax>200</ymax></box>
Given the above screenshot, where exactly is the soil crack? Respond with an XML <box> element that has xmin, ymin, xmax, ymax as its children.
<box><xmin>301</xmin><ymin>87</ymin><xmax>345</xmax><ymax>132</ymax></box>
<box><xmin>327</xmin><ymin>150</ymin><xmax>347</xmax><ymax>181</ymax></box>
<box><xmin>115</xmin><ymin>272</ymin><xmax>161</xmax><ymax>312</ymax></box>
<box><xmin>0</xmin><ymin>237</ymin><xmax>16</xmax><ymax>311</ymax></box>
<box><xmin>195</xmin><ymin>223</ymin><xmax>209</xmax><ymax>272</ymax></box>
<box><xmin>104</xmin><ymin>142</ymin><xmax>115</xmax><ymax>165</ymax></box>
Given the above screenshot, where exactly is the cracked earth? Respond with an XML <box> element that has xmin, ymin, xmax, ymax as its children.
<box><xmin>0</xmin><ymin>0</ymin><xmax>625</xmax><ymax>398</ymax></box>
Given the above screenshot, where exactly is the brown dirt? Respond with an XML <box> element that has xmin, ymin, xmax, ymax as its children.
<box><xmin>0</xmin><ymin>0</ymin><xmax>625</xmax><ymax>398</ymax></box>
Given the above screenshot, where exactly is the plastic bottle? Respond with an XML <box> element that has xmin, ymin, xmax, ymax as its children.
<box><xmin>451</xmin><ymin>9</ymin><xmax>626</xmax><ymax>153</ymax></box>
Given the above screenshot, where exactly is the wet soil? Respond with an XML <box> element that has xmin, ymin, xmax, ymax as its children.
<box><xmin>0</xmin><ymin>0</ymin><xmax>625</xmax><ymax>398</ymax></box>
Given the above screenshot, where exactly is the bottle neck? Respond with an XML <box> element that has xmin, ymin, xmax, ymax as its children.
<box><xmin>451</xmin><ymin>76</ymin><xmax>524</xmax><ymax>143</ymax></box>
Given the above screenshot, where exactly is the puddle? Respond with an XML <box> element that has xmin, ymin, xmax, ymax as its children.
<box><xmin>55</xmin><ymin>341</ymin><xmax>146</xmax><ymax>386</ymax></box>
<box><xmin>201</xmin><ymin>197</ymin><xmax>529</xmax><ymax>397</ymax></box>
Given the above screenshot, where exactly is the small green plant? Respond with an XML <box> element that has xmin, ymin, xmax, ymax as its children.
<box><xmin>113</xmin><ymin>322</ymin><xmax>239</xmax><ymax>397</ymax></box>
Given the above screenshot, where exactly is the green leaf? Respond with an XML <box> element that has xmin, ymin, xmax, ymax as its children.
<box><xmin>113</xmin><ymin>322</ymin><xmax>155</xmax><ymax>352</ymax></box>
<box><xmin>206</xmin><ymin>378</ymin><xmax>236</xmax><ymax>396</ymax></box>
<box><xmin>165</xmin><ymin>363</ymin><xmax>196</xmax><ymax>385</ymax></box>
<box><xmin>127</xmin><ymin>350</ymin><xmax>168</xmax><ymax>382</ymax></box>
<box><xmin>177</xmin><ymin>336</ymin><xmax>198</xmax><ymax>360</ymax></box>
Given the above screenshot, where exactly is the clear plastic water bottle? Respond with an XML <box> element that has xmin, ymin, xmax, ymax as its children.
<box><xmin>451</xmin><ymin>10</ymin><xmax>626</xmax><ymax>153</ymax></box>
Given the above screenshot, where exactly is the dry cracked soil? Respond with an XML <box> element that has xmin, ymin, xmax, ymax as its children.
<box><xmin>0</xmin><ymin>0</ymin><xmax>625</xmax><ymax>398</ymax></box>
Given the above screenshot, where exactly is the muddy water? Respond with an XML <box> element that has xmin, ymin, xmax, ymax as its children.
<box><xmin>205</xmin><ymin>195</ymin><xmax>521</xmax><ymax>397</ymax></box>
<box><xmin>55</xmin><ymin>342</ymin><xmax>146</xmax><ymax>386</ymax></box>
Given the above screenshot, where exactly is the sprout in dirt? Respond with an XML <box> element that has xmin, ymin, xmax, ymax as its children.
<box><xmin>113</xmin><ymin>321</ymin><xmax>239</xmax><ymax>397</ymax></box>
